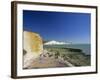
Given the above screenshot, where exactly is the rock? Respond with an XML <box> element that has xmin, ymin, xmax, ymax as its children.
<box><xmin>23</xmin><ymin>31</ymin><xmax>43</xmax><ymax>68</ymax></box>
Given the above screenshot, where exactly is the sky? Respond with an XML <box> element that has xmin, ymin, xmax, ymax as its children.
<box><xmin>23</xmin><ymin>10</ymin><xmax>91</xmax><ymax>44</ymax></box>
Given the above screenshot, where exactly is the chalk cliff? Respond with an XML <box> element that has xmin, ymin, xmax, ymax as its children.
<box><xmin>23</xmin><ymin>31</ymin><xmax>43</xmax><ymax>68</ymax></box>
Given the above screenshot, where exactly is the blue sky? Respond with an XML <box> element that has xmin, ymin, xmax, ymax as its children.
<box><xmin>23</xmin><ymin>10</ymin><xmax>91</xmax><ymax>44</ymax></box>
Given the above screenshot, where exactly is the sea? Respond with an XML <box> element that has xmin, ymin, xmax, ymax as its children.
<box><xmin>44</xmin><ymin>44</ymin><xmax>90</xmax><ymax>55</ymax></box>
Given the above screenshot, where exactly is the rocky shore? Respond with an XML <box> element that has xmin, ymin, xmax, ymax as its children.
<box><xmin>23</xmin><ymin>31</ymin><xmax>90</xmax><ymax>69</ymax></box>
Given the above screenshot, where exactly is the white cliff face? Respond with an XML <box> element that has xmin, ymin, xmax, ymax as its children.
<box><xmin>44</xmin><ymin>40</ymin><xmax>69</xmax><ymax>45</ymax></box>
<box><xmin>23</xmin><ymin>31</ymin><xmax>43</xmax><ymax>68</ymax></box>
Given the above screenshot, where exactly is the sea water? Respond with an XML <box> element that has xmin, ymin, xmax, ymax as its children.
<box><xmin>44</xmin><ymin>44</ymin><xmax>90</xmax><ymax>55</ymax></box>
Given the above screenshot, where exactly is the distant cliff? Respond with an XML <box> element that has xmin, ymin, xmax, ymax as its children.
<box><xmin>44</xmin><ymin>40</ymin><xmax>70</xmax><ymax>45</ymax></box>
